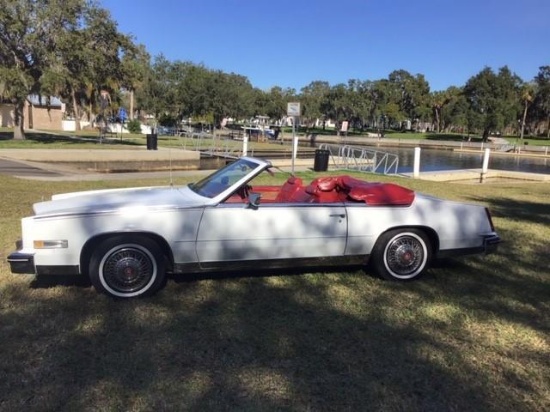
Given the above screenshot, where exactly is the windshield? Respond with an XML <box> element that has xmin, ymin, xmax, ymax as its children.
<box><xmin>189</xmin><ymin>158</ymin><xmax>258</xmax><ymax>198</ymax></box>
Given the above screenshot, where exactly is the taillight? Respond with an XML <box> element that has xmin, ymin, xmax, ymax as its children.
<box><xmin>485</xmin><ymin>208</ymin><xmax>495</xmax><ymax>231</ymax></box>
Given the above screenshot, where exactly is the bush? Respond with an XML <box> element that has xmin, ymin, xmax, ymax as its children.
<box><xmin>126</xmin><ymin>119</ymin><xmax>141</xmax><ymax>134</ymax></box>
<box><xmin>158</xmin><ymin>113</ymin><xmax>178</xmax><ymax>128</ymax></box>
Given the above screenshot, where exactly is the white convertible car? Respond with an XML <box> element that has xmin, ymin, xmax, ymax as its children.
<box><xmin>8</xmin><ymin>157</ymin><xmax>500</xmax><ymax>298</ymax></box>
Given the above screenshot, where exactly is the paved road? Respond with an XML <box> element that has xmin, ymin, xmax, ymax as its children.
<box><xmin>0</xmin><ymin>155</ymin><xmax>226</xmax><ymax>182</ymax></box>
<box><xmin>0</xmin><ymin>158</ymin><xmax>63</xmax><ymax>178</ymax></box>
<box><xmin>0</xmin><ymin>150</ymin><xmax>311</xmax><ymax>181</ymax></box>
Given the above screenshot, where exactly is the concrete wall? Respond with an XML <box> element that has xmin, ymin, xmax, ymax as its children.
<box><xmin>27</xmin><ymin>101</ymin><xmax>63</xmax><ymax>130</ymax></box>
<box><xmin>0</xmin><ymin>102</ymin><xmax>63</xmax><ymax>130</ymax></box>
<box><xmin>0</xmin><ymin>104</ymin><xmax>15</xmax><ymax>127</ymax></box>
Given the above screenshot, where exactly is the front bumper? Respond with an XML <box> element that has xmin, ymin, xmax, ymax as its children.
<box><xmin>483</xmin><ymin>234</ymin><xmax>501</xmax><ymax>254</ymax></box>
<box><xmin>7</xmin><ymin>251</ymin><xmax>36</xmax><ymax>274</ymax></box>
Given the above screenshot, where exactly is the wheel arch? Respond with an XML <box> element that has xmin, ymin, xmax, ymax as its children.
<box><xmin>374</xmin><ymin>225</ymin><xmax>439</xmax><ymax>255</ymax></box>
<box><xmin>367</xmin><ymin>225</ymin><xmax>440</xmax><ymax>281</ymax></box>
<box><xmin>80</xmin><ymin>231</ymin><xmax>174</xmax><ymax>276</ymax></box>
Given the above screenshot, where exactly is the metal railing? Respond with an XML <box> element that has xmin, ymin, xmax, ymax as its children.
<box><xmin>319</xmin><ymin>143</ymin><xmax>399</xmax><ymax>175</ymax></box>
<box><xmin>178</xmin><ymin>131</ymin><xmax>248</xmax><ymax>158</ymax></box>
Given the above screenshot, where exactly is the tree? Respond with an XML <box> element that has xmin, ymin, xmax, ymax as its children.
<box><xmin>262</xmin><ymin>86</ymin><xmax>295</xmax><ymax>122</ymax></box>
<box><xmin>345</xmin><ymin>79</ymin><xmax>373</xmax><ymax>132</ymax></box>
<box><xmin>463</xmin><ymin>66</ymin><xmax>522</xmax><ymax>141</ymax></box>
<box><xmin>369</xmin><ymin>79</ymin><xmax>401</xmax><ymax>130</ymax></box>
<box><xmin>120</xmin><ymin>44</ymin><xmax>150</xmax><ymax>121</ymax></box>
<box><xmin>0</xmin><ymin>0</ymin><xmax>129</xmax><ymax>139</ymax></box>
<box><xmin>518</xmin><ymin>83</ymin><xmax>535</xmax><ymax>139</ymax></box>
<box><xmin>176</xmin><ymin>63</ymin><xmax>211</xmax><ymax>121</ymax></box>
<box><xmin>320</xmin><ymin>84</ymin><xmax>354</xmax><ymax>134</ymax></box>
<box><xmin>387</xmin><ymin>70</ymin><xmax>431</xmax><ymax>130</ymax></box>
<box><xmin>300</xmin><ymin>81</ymin><xmax>331</xmax><ymax>128</ymax></box>
<box><xmin>206</xmin><ymin>70</ymin><xmax>256</xmax><ymax>127</ymax></box>
<box><xmin>55</xmin><ymin>7</ymin><xmax>137</xmax><ymax>130</ymax></box>
<box><xmin>430</xmin><ymin>90</ymin><xmax>453</xmax><ymax>133</ymax></box>
<box><xmin>533</xmin><ymin>66</ymin><xmax>550</xmax><ymax>138</ymax></box>
<box><xmin>138</xmin><ymin>55</ymin><xmax>176</xmax><ymax>121</ymax></box>
<box><xmin>440</xmin><ymin>87</ymin><xmax>468</xmax><ymax>133</ymax></box>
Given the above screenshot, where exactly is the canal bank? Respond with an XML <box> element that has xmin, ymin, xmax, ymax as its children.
<box><xmin>0</xmin><ymin>138</ymin><xmax>548</xmax><ymax>181</ymax></box>
<box><xmin>400</xmin><ymin>168</ymin><xmax>550</xmax><ymax>183</ymax></box>
<box><xmin>0</xmin><ymin>148</ymin><xmax>316</xmax><ymax>181</ymax></box>
<box><xmin>302</xmin><ymin>135</ymin><xmax>550</xmax><ymax>158</ymax></box>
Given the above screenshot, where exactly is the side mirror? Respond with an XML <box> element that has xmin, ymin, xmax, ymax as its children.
<box><xmin>247</xmin><ymin>193</ymin><xmax>261</xmax><ymax>209</ymax></box>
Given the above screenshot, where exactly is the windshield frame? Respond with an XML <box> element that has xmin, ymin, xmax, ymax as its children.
<box><xmin>188</xmin><ymin>157</ymin><xmax>269</xmax><ymax>200</ymax></box>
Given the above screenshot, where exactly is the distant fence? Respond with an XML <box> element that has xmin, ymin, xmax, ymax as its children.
<box><xmin>319</xmin><ymin>143</ymin><xmax>399</xmax><ymax>175</ymax></box>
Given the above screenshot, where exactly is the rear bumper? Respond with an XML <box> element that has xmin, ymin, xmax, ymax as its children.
<box><xmin>7</xmin><ymin>252</ymin><xmax>36</xmax><ymax>274</ymax></box>
<box><xmin>437</xmin><ymin>233</ymin><xmax>501</xmax><ymax>259</ymax></box>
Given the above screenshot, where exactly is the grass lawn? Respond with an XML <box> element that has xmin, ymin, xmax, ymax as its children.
<box><xmin>292</xmin><ymin>126</ymin><xmax>550</xmax><ymax>147</ymax></box>
<box><xmin>2</xmin><ymin>127</ymin><xmax>550</xmax><ymax>152</ymax></box>
<box><xmin>0</xmin><ymin>129</ymin><xmax>297</xmax><ymax>153</ymax></box>
<box><xmin>0</xmin><ymin>168</ymin><xmax>549</xmax><ymax>411</ymax></box>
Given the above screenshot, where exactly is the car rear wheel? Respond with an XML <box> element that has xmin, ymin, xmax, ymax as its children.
<box><xmin>370</xmin><ymin>229</ymin><xmax>431</xmax><ymax>281</ymax></box>
<box><xmin>89</xmin><ymin>235</ymin><xmax>166</xmax><ymax>298</ymax></box>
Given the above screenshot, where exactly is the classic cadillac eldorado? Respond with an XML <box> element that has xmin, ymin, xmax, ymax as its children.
<box><xmin>7</xmin><ymin>157</ymin><xmax>500</xmax><ymax>298</ymax></box>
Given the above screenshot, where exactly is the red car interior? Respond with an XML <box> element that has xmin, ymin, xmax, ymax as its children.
<box><xmin>232</xmin><ymin>175</ymin><xmax>415</xmax><ymax>206</ymax></box>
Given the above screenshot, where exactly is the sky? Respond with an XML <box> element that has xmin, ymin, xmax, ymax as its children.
<box><xmin>100</xmin><ymin>0</ymin><xmax>549</xmax><ymax>92</ymax></box>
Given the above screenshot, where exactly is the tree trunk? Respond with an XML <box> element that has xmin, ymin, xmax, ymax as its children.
<box><xmin>88</xmin><ymin>96</ymin><xmax>93</xmax><ymax>125</ymax></box>
<box><xmin>12</xmin><ymin>100</ymin><xmax>26</xmax><ymax>140</ymax></box>
<box><xmin>433</xmin><ymin>106</ymin><xmax>441</xmax><ymax>133</ymax></box>
<box><xmin>71</xmin><ymin>89</ymin><xmax>81</xmax><ymax>131</ymax></box>
<box><xmin>130</xmin><ymin>89</ymin><xmax>134</xmax><ymax>120</ymax></box>
<box><xmin>482</xmin><ymin>128</ymin><xmax>490</xmax><ymax>142</ymax></box>
<box><xmin>520</xmin><ymin>101</ymin><xmax>528</xmax><ymax>140</ymax></box>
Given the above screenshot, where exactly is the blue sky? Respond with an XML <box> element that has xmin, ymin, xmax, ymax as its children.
<box><xmin>100</xmin><ymin>0</ymin><xmax>549</xmax><ymax>92</ymax></box>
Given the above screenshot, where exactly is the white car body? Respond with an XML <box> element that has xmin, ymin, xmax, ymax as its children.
<box><xmin>8</xmin><ymin>157</ymin><xmax>500</xmax><ymax>298</ymax></box>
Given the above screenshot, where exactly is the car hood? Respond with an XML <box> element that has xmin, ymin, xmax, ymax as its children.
<box><xmin>33</xmin><ymin>185</ymin><xmax>207</xmax><ymax>217</ymax></box>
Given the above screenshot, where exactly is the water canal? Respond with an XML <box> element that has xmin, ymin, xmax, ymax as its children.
<box><xmin>385</xmin><ymin>147</ymin><xmax>550</xmax><ymax>175</ymax></box>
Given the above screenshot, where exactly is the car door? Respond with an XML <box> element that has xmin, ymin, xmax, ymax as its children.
<box><xmin>196</xmin><ymin>202</ymin><xmax>347</xmax><ymax>268</ymax></box>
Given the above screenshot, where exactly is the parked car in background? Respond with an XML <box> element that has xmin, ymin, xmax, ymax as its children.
<box><xmin>7</xmin><ymin>157</ymin><xmax>500</xmax><ymax>299</ymax></box>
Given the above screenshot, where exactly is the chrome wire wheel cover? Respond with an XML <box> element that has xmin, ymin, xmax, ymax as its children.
<box><xmin>99</xmin><ymin>244</ymin><xmax>157</xmax><ymax>297</ymax></box>
<box><xmin>383</xmin><ymin>232</ymin><xmax>427</xmax><ymax>279</ymax></box>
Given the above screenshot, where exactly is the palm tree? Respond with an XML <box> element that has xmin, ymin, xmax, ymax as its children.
<box><xmin>519</xmin><ymin>83</ymin><xmax>535</xmax><ymax>140</ymax></box>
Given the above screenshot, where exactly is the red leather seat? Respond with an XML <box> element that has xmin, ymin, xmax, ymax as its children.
<box><xmin>304</xmin><ymin>177</ymin><xmax>344</xmax><ymax>203</ymax></box>
<box><xmin>338</xmin><ymin>176</ymin><xmax>415</xmax><ymax>206</ymax></box>
<box><xmin>275</xmin><ymin>176</ymin><xmax>304</xmax><ymax>202</ymax></box>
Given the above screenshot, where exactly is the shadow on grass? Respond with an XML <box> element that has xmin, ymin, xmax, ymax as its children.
<box><xmin>2</xmin><ymin>268</ymin><xmax>505</xmax><ymax>411</ymax></box>
<box><xmin>6</xmin><ymin>250</ymin><xmax>546</xmax><ymax>410</ymax></box>
<box><xmin>27</xmin><ymin>265</ymin><xmax>365</xmax><ymax>293</ymax></box>
<box><xmin>30</xmin><ymin>274</ymin><xmax>92</xmax><ymax>289</ymax></box>
<box><xmin>0</xmin><ymin>131</ymin><xmax>15</xmax><ymax>140</ymax></box>
<box><xmin>169</xmin><ymin>265</ymin><xmax>364</xmax><ymax>284</ymax></box>
<box><xmin>481</xmin><ymin>196</ymin><xmax>550</xmax><ymax>227</ymax></box>
<box><xmin>0</xmin><ymin>131</ymin><xmax>142</xmax><ymax>146</ymax></box>
<box><xmin>425</xmin><ymin>133</ymin><xmax>483</xmax><ymax>142</ymax></box>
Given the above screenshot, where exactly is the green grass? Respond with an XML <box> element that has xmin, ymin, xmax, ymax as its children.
<box><xmin>3</xmin><ymin>127</ymin><xmax>550</xmax><ymax>152</ymax></box>
<box><xmin>292</xmin><ymin>127</ymin><xmax>550</xmax><ymax>147</ymax></box>
<box><xmin>0</xmin><ymin>169</ymin><xmax>549</xmax><ymax>411</ymax></box>
<box><xmin>0</xmin><ymin>129</ymin><xmax>144</xmax><ymax>149</ymax></box>
<box><xmin>0</xmin><ymin>129</ymin><xmax>301</xmax><ymax>153</ymax></box>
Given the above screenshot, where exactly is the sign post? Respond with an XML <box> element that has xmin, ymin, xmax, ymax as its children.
<box><xmin>118</xmin><ymin>107</ymin><xmax>127</xmax><ymax>140</ymax></box>
<box><xmin>287</xmin><ymin>102</ymin><xmax>301</xmax><ymax>174</ymax></box>
<box><xmin>480</xmin><ymin>148</ymin><xmax>491</xmax><ymax>183</ymax></box>
<box><xmin>243</xmin><ymin>132</ymin><xmax>248</xmax><ymax>156</ymax></box>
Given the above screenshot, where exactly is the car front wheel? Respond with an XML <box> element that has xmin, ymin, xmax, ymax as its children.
<box><xmin>370</xmin><ymin>229</ymin><xmax>431</xmax><ymax>281</ymax></box>
<box><xmin>89</xmin><ymin>236</ymin><xmax>166</xmax><ymax>298</ymax></box>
